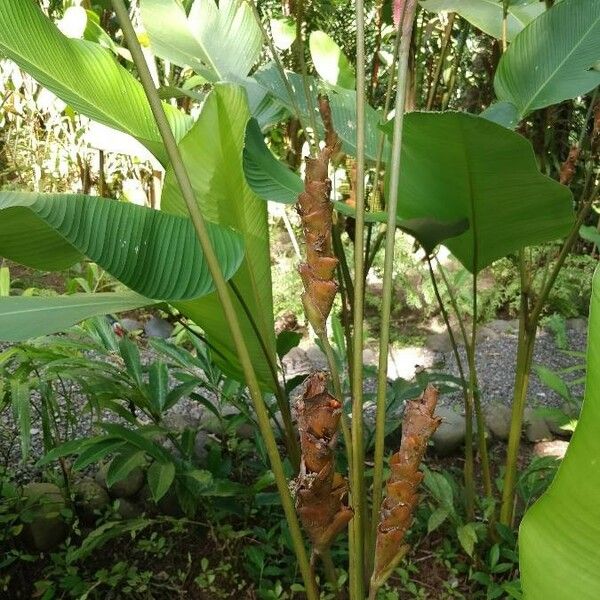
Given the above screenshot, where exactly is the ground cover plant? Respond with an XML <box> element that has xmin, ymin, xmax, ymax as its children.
<box><xmin>0</xmin><ymin>0</ymin><xmax>599</xmax><ymax>598</ymax></box>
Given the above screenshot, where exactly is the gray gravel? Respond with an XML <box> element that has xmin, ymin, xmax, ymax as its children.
<box><xmin>437</xmin><ymin>319</ymin><xmax>587</xmax><ymax>409</ymax></box>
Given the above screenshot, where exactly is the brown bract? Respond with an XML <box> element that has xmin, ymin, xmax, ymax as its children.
<box><xmin>294</xmin><ymin>372</ymin><xmax>353</xmax><ymax>553</ymax></box>
<box><xmin>296</xmin><ymin>96</ymin><xmax>342</xmax><ymax>334</ymax></box>
<box><xmin>372</xmin><ymin>385</ymin><xmax>441</xmax><ymax>586</ymax></box>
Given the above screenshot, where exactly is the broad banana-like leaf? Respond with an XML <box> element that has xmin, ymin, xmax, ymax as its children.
<box><xmin>140</xmin><ymin>0</ymin><xmax>262</xmax><ymax>81</ymax></box>
<box><xmin>495</xmin><ymin>0</ymin><xmax>600</xmax><ymax>116</ymax></box>
<box><xmin>0</xmin><ymin>0</ymin><xmax>191</xmax><ymax>165</ymax></box>
<box><xmin>243</xmin><ymin>118</ymin><xmax>303</xmax><ymax>204</ymax></box>
<box><xmin>334</xmin><ymin>202</ymin><xmax>469</xmax><ymax>256</ymax></box>
<box><xmin>254</xmin><ymin>64</ymin><xmax>386</xmax><ymax>161</ymax></box>
<box><xmin>162</xmin><ymin>85</ymin><xmax>276</xmax><ymax>391</ymax></box>
<box><xmin>520</xmin><ymin>267</ymin><xmax>600</xmax><ymax>600</ymax></box>
<box><xmin>0</xmin><ymin>192</ymin><xmax>244</xmax><ymax>300</ymax></box>
<box><xmin>0</xmin><ymin>292</ymin><xmax>156</xmax><ymax>342</ymax></box>
<box><xmin>480</xmin><ymin>101</ymin><xmax>520</xmax><ymax>130</ymax></box>
<box><xmin>384</xmin><ymin>112</ymin><xmax>574</xmax><ymax>273</ymax></box>
<box><xmin>309</xmin><ymin>31</ymin><xmax>356</xmax><ymax>89</ymax></box>
<box><xmin>420</xmin><ymin>0</ymin><xmax>543</xmax><ymax>41</ymax></box>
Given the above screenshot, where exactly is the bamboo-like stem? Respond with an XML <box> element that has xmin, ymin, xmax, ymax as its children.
<box><xmin>229</xmin><ymin>281</ymin><xmax>300</xmax><ymax>469</ymax></box>
<box><xmin>426</xmin><ymin>258</ymin><xmax>475</xmax><ymax>519</ymax></box>
<box><xmin>350</xmin><ymin>1</ymin><xmax>369</xmax><ymax>596</ymax></box>
<box><xmin>110</xmin><ymin>3</ymin><xmax>318</xmax><ymax>597</ymax></box>
<box><xmin>370</xmin><ymin>0</ymin><xmax>418</xmax><ymax>567</ymax></box>
<box><xmin>425</xmin><ymin>12</ymin><xmax>456</xmax><ymax>111</ymax></box>
<box><xmin>318</xmin><ymin>549</ymin><xmax>341</xmax><ymax>598</ymax></box>
<box><xmin>469</xmin><ymin>272</ymin><xmax>493</xmax><ymax>501</ymax></box>
<box><xmin>500</xmin><ymin>181</ymin><xmax>600</xmax><ymax>524</ymax></box>
<box><xmin>441</xmin><ymin>22</ymin><xmax>469</xmax><ymax>111</ymax></box>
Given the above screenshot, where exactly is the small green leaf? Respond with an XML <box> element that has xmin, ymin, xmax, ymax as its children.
<box><xmin>11</xmin><ymin>380</ymin><xmax>31</xmax><ymax>461</ymax></box>
<box><xmin>147</xmin><ymin>461</ymin><xmax>176</xmax><ymax>502</ymax></box>
<box><xmin>276</xmin><ymin>330</ymin><xmax>302</xmax><ymax>359</ymax></box>
<box><xmin>72</xmin><ymin>438</ymin><xmax>126</xmax><ymax>471</ymax></box>
<box><xmin>0</xmin><ymin>266</ymin><xmax>9</xmax><ymax>297</ymax></box>
<box><xmin>309</xmin><ymin>30</ymin><xmax>355</xmax><ymax>89</ymax></box>
<box><xmin>119</xmin><ymin>337</ymin><xmax>143</xmax><ymax>387</ymax></box>
<box><xmin>580</xmin><ymin>225</ymin><xmax>600</xmax><ymax>247</ymax></box>
<box><xmin>457</xmin><ymin>523</ymin><xmax>478</xmax><ymax>558</ymax></box>
<box><xmin>148</xmin><ymin>362</ymin><xmax>169</xmax><ymax>412</ymax></box>
<box><xmin>427</xmin><ymin>507</ymin><xmax>449</xmax><ymax>533</ymax></box>
<box><xmin>270</xmin><ymin>17</ymin><xmax>296</xmax><ymax>50</ymax></box>
<box><xmin>106</xmin><ymin>450</ymin><xmax>146</xmax><ymax>488</ymax></box>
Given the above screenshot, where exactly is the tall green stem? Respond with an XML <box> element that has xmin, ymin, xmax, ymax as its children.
<box><xmin>110</xmin><ymin>3</ymin><xmax>318</xmax><ymax>597</ymax></box>
<box><xmin>350</xmin><ymin>1</ymin><xmax>368</xmax><ymax>596</ymax></box>
<box><xmin>370</xmin><ymin>0</ymin><xmax>418</xmax><ymax>565</ymax></box>
<box><xmin>427</xmin><ymin>258</ymin><xmax>475</xmax><ymax>519</ymax></box>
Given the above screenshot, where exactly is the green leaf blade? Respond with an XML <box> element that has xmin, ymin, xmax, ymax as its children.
<box><xmin>520</xmin><ymin>267</ymin><xmax>600</xmax><ymax>599</ymax></box>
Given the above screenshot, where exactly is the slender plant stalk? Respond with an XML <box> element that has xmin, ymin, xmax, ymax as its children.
<box><xmin>441</xmin><ymin>22</ymin><xmax>469</xmax><ymax>111</ymax></box>
<box><xmin>426</xmin><ymin>258</ymin><xmax>475</xmax><ymax>519</ymax></box>
<box><xmin>425</xmin><ymin>12</ymin><xmax>456</xmax><ymax>111</ymax></box>
<box><xmin>110</xmin><ymin>3</ymin><xmax>318</xmax><ymax>596</ymax></box>
<box><xmin>468</xmin><ymin>272</ymin><xmax>493</xmax><ymax>502</ymax></box>
<box><xmin>229</xmin><ymin>281</ymin><xmax>301</xmax><ymax>469</ymax></box>
<box><xmin>370</xmin><ymin>0</ymin><xmax>418</xmax><ymax>565</ymax></box>
<box><xmin>350</xmin><ymin>1</ymin><xmax>368</xmax><ymax>595</ymax></box>
<box><xmin>501</xmin><ymin>181</ymin><xmax>600</xmax><ymax>524</ymax></box>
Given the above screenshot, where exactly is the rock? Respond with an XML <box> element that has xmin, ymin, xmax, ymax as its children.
<box><xmin>533</xmin><ymin>440</ymin><xmax>569</xmax><ymax>460</ymax></box>
<box><xmin>73</xmin><ymin>478</ymin><xmax>110</xmax><ymax>522</ymax></box>
<box><xmin>115</xmin><ymin>498</ymin><xmax>142</xmax><ymax>519</ymax></box>
<box><xmin>426</xmin><ymin>331</ymin><xmax>453</xmax><ymax>354</ymax></box>
<box><xmin>21</xmin><ymin>482</ymin><xmax>67</xmax><ymax>551</ymax></box>
<box><xmin>431</xmin><ymin>407</ymin><xmax>467</xmax><ymax>456</ymax></box>
<box><xmin>281</xmin><ymin>347</ymin><xmax>312</xmax><ymax>381</ymax></box>
<box><xmin>194</xmin><ymin>430</ymin><xmax>210</xmax><ymax>462</ymax></box>
<box><xmin>303</xmin><ymin>343</ymin><xmax>328</xmax><ymax>370</ymax></box>
<box><xmin>387</xmin><ymin>346</ymin><xmax>436</xmax><ymax>381</ymax></box>
<box><xmin>476</xmin><ymin>326</ymin><xmax>500</xmax><ymax>343</ymax></box>
<box><xmin>524</xmin><ymin>408</ymin><xmax>553</xmax><ymax>442</ymax></box>
<box><xmin>138</xmin><ymin>484</ymin><xmax>183</xmax><ymax>517</ymax></box>
<box><xmin>120</xmin><ymin>318</ymin><xmax>143</xmax><ymax>332</ymax></box>
<box><xmin>144</xmin><ymin>316</ymin><xmax>173</xmax><ymax>338</ymax></box>
<box><xmin>95</xmin><ymin>464</ymin><xmax>145</xmax><ymax>498</ymax></box>
<box><xmin>201</xmin><ymin>405</ymin><xmax>255</xmax><ymax>440</ymax></box>
<box><xmin>484</xmin><ymin>402</ymin><xmax>512</xmax><ymax>440</ymax></box>
<box><xmin>275</xmin><ymin>311</ymin><xmax>299</xmax><ymax>335</ymax></box>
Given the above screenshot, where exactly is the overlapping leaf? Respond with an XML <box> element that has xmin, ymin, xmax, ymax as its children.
<box><xmin>162</xmin><ymin>85</ymin><xmax>276</xmax><ymax>390</ymax></box>
<box><xmin>309</xmin><ymin>31</ymin><xmax>356</xmax><ymax>89</ymax></box>
<box><xmin>495</xmin><ymin>0</ymin><xmax>600</xmax><ymax>116</ymax></box>
<box><xmin>385</xmin><ymin>112</ymin><xmax>574</xmax><ymax>273</ymax></box>
<box><xmin>0</xmin><ymin>292</ymin><xmax>156</xmax><ymax>342</ymax></box>
<box><xmin>420</xmin><ymin>0</ymin><xmax>543</xmax><ymax>41</ymax></box>
<box><xmin>520</xmin><ymin>267</ymin><xmax>600</xmax><ymax>599</ymax></box>
<box><xmin>0</xmin><ymin>0</ymin><xmax>191</xmax><ymax>165</ymax></box>
<box><xmin>140</xmin><ymin>0</ymin><xmax>262</xmax><ymax>81</ymax></box>
<box><xmin>0</xmin><ymin>192</ymin><xmax>244</xmax><ymax>299</ymax></box>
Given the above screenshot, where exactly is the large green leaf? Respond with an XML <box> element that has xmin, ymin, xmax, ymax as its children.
<box><xmin>162</xmin><ymin>85</ymin><xmax>276</xmax><ymax>390</ymax></box>
<box><xmin>140</xmin><ymin>0</ymin><xmax>262</xmax><ymax>81</ymax></box>
<box><xmin>0</xmin><ymin>292</ymin><xmax>155</xmax><ymax>342</ymax></box>
<box><xmin>0</xmin><ymin>0</ymin><xmax>191</xmax><ymax>165</ymax></box>
<box><xmin>254</xmin><ymin>64</ymin><xmax>387</xmax><ymax>161</ymax></box>
<box><xmin>385</xmin><ymin>112</ymin><xmax>574</xmax><ymax>273</ymax></box>
<box><xmin>243</xmin><ymin>118</ymin><xmax>303</xmax><ymax>204</ymax></box>
<box><xmin>309</xmin><ymin>31</ymin><xmax>356</xmax><ymax>89</ymax></box>
<box><xmin>495</xmin><ymin>0</ymin><xmax>600</xmax><ymax>116</ymax></box>
<box><xmin>0</xmin><ymin>192</ymin><xmax>244</xmax><ymax>299</ymax></box>
<box><xmin>420</xmin><ymin>0</ymin><xmax>544</xmax><ymax>41</ymax></box>
<box><xmin>520</xmin><ymin>267</ymin><xmax>600</xmax><ymax>599</ymax></box>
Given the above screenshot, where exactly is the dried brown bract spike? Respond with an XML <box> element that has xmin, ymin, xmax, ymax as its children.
<box><xmin>371</xmin><ymin>385</ymin><xmax>441</xmax><ymax>588</ymax></box>
<box><xmin>294</xmin><ymin>372</ymin><xmax>353</xmax><ymax>552</ymax></box>
<box><xmin>296</xmin><ymin>95</ymin><xmax>341</xmax><ymax>334</ymax></box>
<box><xmin>559</xmin><ymin>145</ymin><xmax>581</xmax><ymax>186</ymax></box>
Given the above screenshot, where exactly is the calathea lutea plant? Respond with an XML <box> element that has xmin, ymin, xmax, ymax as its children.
<box><xmin>0</xmin><ymin>0</ymin><xmax>599</xmax><ymax>597</ymax></box>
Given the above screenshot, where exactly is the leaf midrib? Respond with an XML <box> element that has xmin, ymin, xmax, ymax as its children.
<box><xmin>520</xmin><ymin>5</ymin><xmax>600</xmax><ymax>114</ymax></box>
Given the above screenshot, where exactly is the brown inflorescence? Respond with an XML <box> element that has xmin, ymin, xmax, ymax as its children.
<box><xmin>296</xmin><ymin>96</ymin><xmax>342</xmax><ymax>334</ymax></box>
<box><xmin>294</xmin><ymin>372</ymin><xmax>353</xmax><ymax>553</ymax></box>
<box><xmin>372</xmin><ymin>385</ymin><xmax>441</xmax><ymax>586</ymax></box>
<box><xmin>559</xmin><ymin>145</ymin><xmax>581</xmax><ymax>186</ymax></box>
